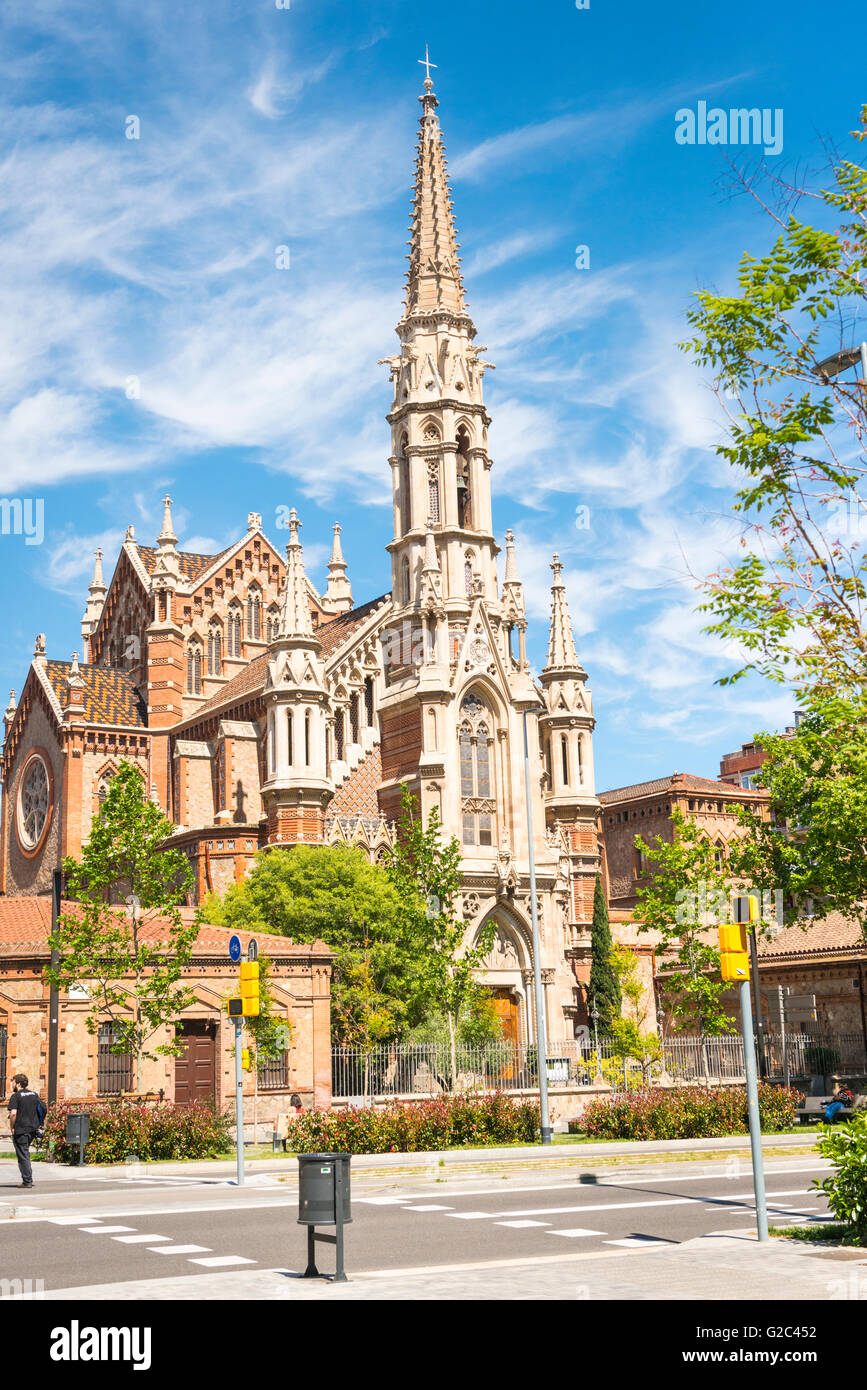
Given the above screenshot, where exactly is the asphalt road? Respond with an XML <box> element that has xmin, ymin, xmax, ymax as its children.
<box><xmin>0</xmin><ymin>1160</ymin><xmax>832</xmax><ymax>1292</ymax></box>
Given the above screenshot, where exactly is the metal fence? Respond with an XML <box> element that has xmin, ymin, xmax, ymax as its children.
<box><xmin>258</xmin><ymin>1051</ymin><xmax>290</xmax><ymax>1091</ymax></box>
<box><xmin>0</xmin><ymin>1024</ymin><xmax>6</xmax><ymax>1097</ymax></box>
<box><xmin>97</xmin><ymin>1024</ymin><xmax>134</xmax><ymax>1096</ymax></box>
<box><xmin>331</xmin><ymin>1031</ymin><xmax>867</xmax><ymax>1101</ymax></box>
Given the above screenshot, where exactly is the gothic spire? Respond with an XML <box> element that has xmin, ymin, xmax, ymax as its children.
<box><xmin>420</xmin><ymin>518</ymin><xmax>444</xmax><ymax>611</ymax></box>
<box><xmin>403</xmin><ymin>57</ymin><xmax>468</xmax><ymax>321</ymax></box>
<box><xmin>544</xmin><ymin>554</ymin><xmax>582</xmax><ymax>676</ymax></box>
<box><xmin>158</xmin><ymin>495</ymin><xmax>177</xmax><ymax>546</ymax></box>
<box><xmin>81</xmin><ymin>548</ymin><xmax>108</xmax><ymax>651</ymax></box>
<box><xmin>502</xmin><ymin>529</ymin><xmax>526</xmax><ymax>620</ymax></box>
<box><xmin>322</xmin><ymin>523</ymin><xmax>353</xmax><ymax>614</ymax></box>
<box><xmin>277</xmin><ymin>510</ymin><xmax>317</xmax><ymax>643</ymax></box>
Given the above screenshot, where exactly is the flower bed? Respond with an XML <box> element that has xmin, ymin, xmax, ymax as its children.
<box><xmin>577</xmin><ymin>1084</ymin><xmax>802</xmax><ymax>1140</ymax></box>
<box><xmin>44</xmin><ymin>1100</ymin><xmax>233</xmax><ymax>1163</ymax></box>
<box><xmin>288</xmin><ymin>1092</ymin><xmax>541</xmax><ymax>1154</ymax></box>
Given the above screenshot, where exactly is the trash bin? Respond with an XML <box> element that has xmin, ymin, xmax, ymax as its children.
<box><xmin>297</xmin><ymin>1153</ymin><xmax>352</xmax><ymax>1227</ymax></box>
<box><xmin>65</xmin><ymin>1112</ymin><xmax>90</xmax><ymax>1165</ymax></box>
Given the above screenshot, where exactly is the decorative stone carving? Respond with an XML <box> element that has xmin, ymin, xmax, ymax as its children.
<box><xmin>484</xmin><ymin>929</ymin><xmax>520</xmax><ymax>971</ymax></box>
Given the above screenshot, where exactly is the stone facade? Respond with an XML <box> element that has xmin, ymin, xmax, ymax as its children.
<box><xmin>0</xmin><ymin>72</ymin><xmax>602</xmax><ymax>1048</ymax></box>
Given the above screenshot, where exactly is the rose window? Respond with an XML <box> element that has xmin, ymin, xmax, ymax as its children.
<box><xmin>18</xmin><ymin>757</ymin><xmax>49</xmax><ymax>849</ymax></box>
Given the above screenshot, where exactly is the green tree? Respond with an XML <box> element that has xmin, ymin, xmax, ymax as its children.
<box><xmin>680</xmin><ymin>107</ymin><xmax>867</xmax><ymax>701</ymax></box>
<box><xmin>609</xmin><ymin>943</ymin><xmax>663</xmax><ymax>1083</ymax></box>
<box><xmin>385</xmin><ymin>785</ymin><xmax>496</xmax><ymax>1085</ymax></box>
<box><xmin>205</xmin><ymin>843</ymin><xmax>426</xmax><ymax>1042</ymax></box>
<box><xmin>729</xmin><ymin>697</ymin><xmax>867</xmax><ymax>939</ymax></box>
<box><xmin>588</xmin><ymin>874</ymin><xmax>621</xmax><ymax>1032</ymax></box>
<box><xmin>46</xmin><ymin>761</ymin><xmax>197</xmax><ymax>1090</ymax></box>
<box><xmin>634</xmin><ymin>808</ymin><xmax>738</xmax><ymax>1038</ymax></box>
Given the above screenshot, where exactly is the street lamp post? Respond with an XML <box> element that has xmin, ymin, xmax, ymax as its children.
<box><xmin>521</xmin><ymin>705</ymin><xmax>552</xmax><ymax>1145</ymax></box>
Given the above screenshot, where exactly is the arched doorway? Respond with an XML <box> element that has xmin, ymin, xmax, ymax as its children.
<box><xmin>473</xmin><ymin>912</ymin><xmax>531</xmax><ymax>1044</ymax></box>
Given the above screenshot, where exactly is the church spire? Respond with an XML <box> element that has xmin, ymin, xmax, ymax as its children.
<box><xmin>544</xmin><ymin>554</ymin><xmax>582</xmax><ymax>676</ymax></box>
<box><xmin>277</xmin><ymin>510</ymin><xmax>317</xmax><ymax>644</ymax></box>
<box><xmin>321</xmin><ymin>523</ymin><xmax>353</xmax><ymax>614</ymax></box>
<box><xmin>403</xmin><ymin>54</ymin><xmax>468</xmax><ymax>322</ymax></box>
<box><xmin>81</xmin><ymin>547</ymin><xmax>108</xmax><ymax>656</ymax></box>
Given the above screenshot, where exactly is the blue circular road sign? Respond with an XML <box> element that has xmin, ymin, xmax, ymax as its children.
<box><xmin>229</xmin><ymin>934</ymin><xmax>242</xmax><ymax>964</ymax></box>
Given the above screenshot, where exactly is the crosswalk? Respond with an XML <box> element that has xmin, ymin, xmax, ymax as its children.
<box><xmin>353</xmin><ymin>1184</ymin><xmax>827</xmax><ymax>1248</ymax></box>
<box><xmin>48</xmin><ymin>1215</ymin><xmax>255</xmax><ymax>1268</ymax></box>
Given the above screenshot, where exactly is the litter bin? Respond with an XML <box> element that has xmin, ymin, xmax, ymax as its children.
<box><xmin>298</xmin><ymin>1152</ymin><xmax>352</xmax><ymax>1226</ymax></box>
<box><xmin>65</xmin><ymin>1112</ymin><xmax>90</xmax><ymax>1166</ymax></box>
<box><xmin>297</xmin><ymin>1152</ymin><xmax>352</xmax><ymax>1281</ymax></box>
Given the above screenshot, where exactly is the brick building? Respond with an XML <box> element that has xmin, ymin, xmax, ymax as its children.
<box><xmin>0</xmin><ymin>900</ymin><xmax>332</xmax><ymax>1123</ymax></box>
<box><xmin>0</xmin><ymin>71</ymin><xmax>600</xmax><ymax>1046</ymax></box>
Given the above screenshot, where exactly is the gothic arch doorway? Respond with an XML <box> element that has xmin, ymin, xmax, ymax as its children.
<box><xmin>473</xmin><ymin>912</ymin><xmax>530</xmax><ymax>1044</ymax></box>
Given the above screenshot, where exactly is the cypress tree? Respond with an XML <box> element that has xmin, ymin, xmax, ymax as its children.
<box><xmin>589</xmin><ymin>873</ymin><xmax>621</xmax><ymax>1035</ymax></box>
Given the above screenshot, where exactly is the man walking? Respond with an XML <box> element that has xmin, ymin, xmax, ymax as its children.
<box><xmin>7</xmin><ymin>1074</ymin><xmax>44</xmax><ymax>1189</ymax></box>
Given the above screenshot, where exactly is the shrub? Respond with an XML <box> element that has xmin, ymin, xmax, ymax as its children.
<box><xmin>804</xmin><ymin>1045</ymin><xmax>841</xmax><ymax>1075</ymax></box>
<box><xmin>44</xmin><ymin>1100</ymin><xmax>233</xmax><ymax>1164</ymax></box>
<box><xmin>578</xmin><ymin>1084</ymin><xmax>801</xmax><ymax>1140</ymax></box>
<box><xmin>814</xmin><ymin>1112</ymin><xmax>867</xmax><ymax>1243</ymax></box>
<box><xmin>287</xmin><ymin>1092</ymin><xmax>540</xmax><ymax>1155</ymax></box>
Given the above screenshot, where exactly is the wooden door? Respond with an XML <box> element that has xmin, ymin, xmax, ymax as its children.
<box><xmin>174</xmin><ymin>1020</ymin><xmax>216</xmax><ymax>1106</ymax></box>
<box><xmin>489</xmin><ymin>989</ymin><xmax>520</xmax><ymax>1044</ymax></box>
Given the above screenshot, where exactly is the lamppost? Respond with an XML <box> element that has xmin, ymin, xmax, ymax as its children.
<box><xmin>521</xmin><ymin>703</ymin><xmax>552</xmax><ymax>1144</ymax></box>
<box><xmin>814</xmin><ymin>342</ymin><xmax>867</xmax><ymax>385</ymax></box>
<box><xmin>590</xmin><ymin>1000</ymin><xmax>600</xmax><ymax>1079</ymax></box>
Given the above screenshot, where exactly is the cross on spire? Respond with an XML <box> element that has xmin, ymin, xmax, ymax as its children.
<box><xmin>418</xmin><ymin>45</ymin><xmax>437</xmax><ymax>87</ymax></box>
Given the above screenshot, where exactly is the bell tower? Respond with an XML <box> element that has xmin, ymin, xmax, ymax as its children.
<box><xmin>381</xmin><ymin>62</ymin><xmax>499</xmax><ymax>633</ymax></box>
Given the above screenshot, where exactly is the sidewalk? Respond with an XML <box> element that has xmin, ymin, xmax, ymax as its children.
<box><xmin>2</xmin><ymin>1129</ymin><xmax>818</xmax><ymax>1189</ymax></box>
<box><xmin>31</xmin><ymin>1231</ymin><xmax>865</xmax><ymax>1301</ymax></box>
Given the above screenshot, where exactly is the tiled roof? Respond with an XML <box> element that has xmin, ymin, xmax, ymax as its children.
<box><xmin>135</xmin><ymin>545</ymin><xmax>232</xmax><ymax>585</ymax></box>
<box><xmin>0</xmin><ymin>898</ymin><xmax>327</xmax><ymax>959</ymax></box>
<box><xmin>318</xmin><ymin>595</ymin><xmax>390</xmax><ymax>657</ymax></box>
<box><xmin>42</xmin><ymin>661</ymin><xmax>147</xmax><ymax>729</ymax></box>
<box><xmin>758</xmin><ymin>912</ymin><xmax>865</xmax><ymax>960</ymax></box>
<box><xmin>329</xmin><ymin>743</ymin><xmax>383</xmax><ymax>818</ymax></box>
<box><xmin>192</xmin><ymin>654</ymin><xmax>270</xmax><ymax>721</ymax></box>
<box><xmin>599</xmin><ymin>772</ymin><xmax>766</xmax><ymax>804</ymax></box>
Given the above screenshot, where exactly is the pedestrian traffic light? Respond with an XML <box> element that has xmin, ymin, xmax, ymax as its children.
<box><xmin>227</xmin><ymin>996</ymin><xmax>243</xmax><ymax>1017</ymax></box>
<box><xmin>240</xmin><ymin>960</ymin><xmax>260</xmax><ymax>1017</ymax></box>
<box><xmin>719</xmin><ymin>922</ymin><xmax>750</xmax><ymax>981</ymax></box>
<box><xmin>241</xmin><ymin>1048</ymin><xmax>252</xmax><ymax>1071</ymax></box>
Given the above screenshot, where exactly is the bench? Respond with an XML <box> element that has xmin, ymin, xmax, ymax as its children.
<box><xmin>796</xmin><ymin>1094</ymin><xmax>867</xmax><ymax>1124</ymax></box>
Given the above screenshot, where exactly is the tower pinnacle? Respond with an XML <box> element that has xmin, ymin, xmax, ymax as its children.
<box><xmin>276</xmin><ymin>510</ymin><xmax>317</xmax><ymax>644</ymax></box>
<box><xmin>322</xmin><ymin>523</ymin><xmax>354</xmax><ymax>614</ymax></box>
<box><xmin>544</xmin><ymin>554</ymin><xmax>582</xmax><ymax>676</ymax></box>
<box><xmin>403</xmin><ymin>59</ymin><xmax>467</xmax><ymax>321</ymax></box>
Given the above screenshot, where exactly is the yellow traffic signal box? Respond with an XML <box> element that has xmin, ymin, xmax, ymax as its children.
<box><xmin>719</xmin><ymin>921</ymin><xmax>750</xmax><ymax>981</ymax></box>
<box><xmin>241</xmin><ymin>1048</ymin><xmax>252</xmax><ymax>1071</ymax></box>
<box><xmin>240</xmin><ymin>960</ymin><xmax>260</xmax><ymax>1017</ymax></box>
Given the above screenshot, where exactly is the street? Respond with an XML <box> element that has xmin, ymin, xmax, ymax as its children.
<box><xmin>0</xmin><ymin>1157</ymin><xmax>833</xmax><ymax>1295</ymax></box>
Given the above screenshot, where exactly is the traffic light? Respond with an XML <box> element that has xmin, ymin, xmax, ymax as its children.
<box><xmin>719</xmin><ymin>921</ymin><xmax>750</xmax><ymax>981</ymax></box>
<box><xmin>240</xmin><ymin>960</ymin><xmax>260</xmax><ymax>1017</ymax></box>
<box><xmin>241</xmin><ymin>1048</ymin><xmax>252</xmax><ymax>1072</ymax></box>
<box><xmin>227</xmin><ymin>996</ymin><xmax>243</xmax><ymax>1017</ymax></box>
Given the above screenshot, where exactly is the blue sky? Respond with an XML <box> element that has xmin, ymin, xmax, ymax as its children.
<box><xmin>0</xmin><ymin>0</ymin><xmax>863</xmax><ymax>792</ymax></box>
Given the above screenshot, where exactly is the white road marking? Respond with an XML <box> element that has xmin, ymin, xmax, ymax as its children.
<box><xmin>188</xmin><ymin>1255</ymin><xmax>257</xmax><ymax>1267</ymax></box>
<box><xmin>80</xmin><ymin>1225</ymin><xmax>136</xmax><ymax>1234</ymax></box>
<box><xmin>547</xmin><ymin>1228</ymin><xmax>607</xmax><ymax>1238</ymax></box>
<box><xmin>490</xmin><ymin>1187</ymin><xmax>818</xmax><ymax>1220</ymax></box>
<box><xmin>405</xmin><ymin>1204</ymin><xmax>452</xmax><ymax>1212</ymax></box>
<box><xmin>496</xmin><ymin>1220</ymin><xmax>551</xmax><ymax>1229</ymax></box>
<box><xmin>148</xmin><ymin>1244</ymin><xmax>212</xmax><ymax>1255</ymax></box>
<box><xmin>355</xmin><ymin>1196</ymin><xmax>413</xmax><ymax>1206</ymax></box>
<box><xmin>605</xmin><ymin>1237</ymin><xmax>670</xmax><ymax>1248</ymax></box>
<box><xmin>448</xmin><ymin>1211</ymin><xmax>494</xmax><ymax>1220</ymax></box>
<box><xmin>48</xmin><ymin>1217</ymin><xmax>104</xmax><ymax>1226</ymax></box>
<box><xmin>111</xmin><ymin>1234</ymin><xmax>172</xmax><ymax>1244</ymax></box>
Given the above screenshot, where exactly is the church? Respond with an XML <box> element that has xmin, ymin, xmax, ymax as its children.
<box><xmin>0</xmin><ymin>70</ymin><xmax>600</xmax><ymax>1047</ymax></box>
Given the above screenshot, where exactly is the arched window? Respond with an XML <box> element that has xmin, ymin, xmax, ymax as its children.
<box><xmin>456</xmin><ymin>426</ymin><xmax>472</xmax><ymax>529</ymax></box>
<box><xmin>97</xmin><ymin>774</ymin><xmax>113</xmax><ymax>807</ymax></box>
<box><xmin>459</xmin><ymin>691</ymin><xmax>495</xmax><ymax>847</ymax></box>
<box><xmin>464</xmin><ymin>552</ymin><xmax>475</xmax><ymax>597</ymax></box>
<box><xmin>349</xmin><ymin>693</ymin><xmax>359</xmax><ymax>744</ymax></box>
<box><xmin>399</xmin><ymin>435</ymin><xmax>410</xmax><ymax>534</ymax></box>
<box><xmin>304</xmin><ymin>709</ymin><xmax>311</xmax><ymax>766</ymax></box>
<box><xmin>714</xmin><ymin>841</ymin><xmax>726</xmax><ymax>871</ymax></box>
<box><xmin>207</xmin><ymin>623</ymin><xmax>222</xmax><ymax>677</ymax></box>
<box><xmin>227</xmin><ymin>603</ymin><xmax>242</xmax><ymax>658</ymax></box>
<box><xmin>247</xmin><ymin>588</ymin><xmax>261</xmax><ymax>640</ymax></box>
<box><xmin>266</xmin><ymin>605</ymin><xmax>279</xmax><ymax>644</ymax></box>
<box><xmin>335</xmin><ymin>709</ymin><xmax>344</xmax><ymax>761</ymax></box>
<box><xmin>364</xmin><ymin>675</ymin><xmax>374</xmax><ymax>727</ymax></box>
<box><xmin>402</xmin><ymin>557</ymin><xmax>411</xmax><ymax>605</ymax></box>
<box><xmin>187</xmin><ymin>642</ymin><xmax>202</xmax><ymax>694</ymax></box>
<box><xmin>287</xmin><ymin>709</ymin><xmax>294</xmax><ymax>767</ymax></box>
<box><xmin>427</xmin><ymin>459</ymin><xmax>440</xmax><ymax>525</ymax></box>
<box><xmin>561</xmin><ymin>735</ymin><xmax>569</xmax><ymax>787</ymax></box>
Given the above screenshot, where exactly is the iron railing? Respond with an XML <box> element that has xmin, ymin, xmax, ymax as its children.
<box><xmin>0</xmin><ymin>1024</ymin><xmax>6</xmax><ymax>1097</ymax></box>
<box><xmin>331</xmin><ymin>1031</ymin><xmax>867</xmax><ymax>1101</ymax></box>
<box><xmin>97</xmin><ymin>1024</ymin><xmax>134</xmax><ymax>1096</ymax></box>
<box><xmin>258</xmin><ymin>1052</ymin><xmax>290</xmax><ymax>1091</ymax></box>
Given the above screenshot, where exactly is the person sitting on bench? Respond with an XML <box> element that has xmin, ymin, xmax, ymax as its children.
<box><xmin>823</xmin><ymin>1083</ymin><xmax>854</xmax><ymax>1123</ymax></box>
